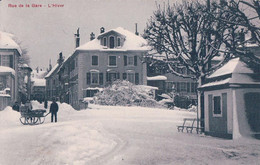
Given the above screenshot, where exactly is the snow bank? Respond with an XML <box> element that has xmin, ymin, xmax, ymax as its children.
<box><xmin>0</xmin><ymin>106</ymin><xmax>21</xmax><ymax>127</ymax></box>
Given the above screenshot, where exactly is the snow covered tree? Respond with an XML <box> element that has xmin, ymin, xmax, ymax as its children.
<box><xmin>143</xmin><ymin>0</ymin><xmax>260</xmax><ymax>126</ymax></box>
<box><xmin>143</xmin><ymin>0</ymin><xmax>236</xmax><ymax>83</ymax></box>
<box><xmin>94</xmin><ymin>80</ymin><xmax>161</xmax><ymax>107</ymax></box>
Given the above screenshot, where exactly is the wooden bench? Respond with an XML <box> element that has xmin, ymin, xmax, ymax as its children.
<box><xmin>177</xmin><ymin>118</ymin><xmax>204</xmax><ymax>134</ymax></box>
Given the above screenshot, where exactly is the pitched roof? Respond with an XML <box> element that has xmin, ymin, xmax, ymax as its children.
<box><xmin>0</xmin><ymin>31</ymin><xmax>22</xmax><ymax>54</ymax></box>
<box><xmin>76</xmin><ymin>27</ymin><xmax>149</xmax><ymax>51</ymax></box>
<box><xmin>45</xmin><ymin>64</ymin><xmax>59</xmax><ymax>78</ymax></box>
<box><xmin>200</xmin><ymin>58</ymin><xmax>260</xmax><ymax>89</ymax></box>
<box><xmin>208</xmin><ymin>58</ymin><xmax>253</xmax><ymax>78</ymax></box>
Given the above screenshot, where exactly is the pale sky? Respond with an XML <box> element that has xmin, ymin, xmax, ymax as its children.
<box><xmin>0</xmin><ymin>0</ymin><xmax>177</xmax><ymax>69</ymax></box>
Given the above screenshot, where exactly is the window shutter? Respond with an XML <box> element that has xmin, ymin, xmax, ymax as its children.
<box><xmin>208</xmin><ymin>94</ymin><xmax>213</xmax><ymax>115</ymax></box>
<box><xmin>106</xmin><ymin>72</ymin><xmax>109</xmax><ymax>82</ymax></box>
<box><xmin>124</xmin><ymin>56</ymin><xmax>127</xmax><ymax>66</ymax></box>
<box><xmin>187</xmin><ymin>82</ymin><xmax>190</xmax><ymax>93</ymax></box>
<box><xmin>86</xmin><ymin>72</ymin><xmax>91</xmax><ymax>85</ymax></box>
<box><xmin>9</xmin><ymin>55</ymin><xmax>13</xmax><ymax>68</ymax></box>
<box><xmin>135</xmin><ymin>73</ymin><xmax>139</xmax><ymax>85</ymax></box>
<box><xmin>123</xmin><ymin>73</ymin><xmax>127</xmax><ymax>80</ymax></box>
<box><xmin>222</xmin><ymin>93</ymin><xmax>227</xmax><ymax>115</ymax></box>
<box><xmin>99</xmin><ymin>73</ymin><xmax>103</xmax><ymax>85</ymax></box>
<box><xmin>134</xmin><ymin>56</ymin><xmax>137</xmax><ymax>66</ymax></box>
<box><xmin>177</xmin><ymin>82</ymin><xmax>180</xmax><ymax>92</ymax></box>
<box><xmin>117</xmin><ymin>73</ymin><xmax>120</xmax><ymax>79</ymax></box>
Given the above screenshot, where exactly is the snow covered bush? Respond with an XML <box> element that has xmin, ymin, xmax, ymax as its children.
<box><xmin>94</xmin><ymin>80</ymin><xmax>162</xmax><ymax>107</ymax></box>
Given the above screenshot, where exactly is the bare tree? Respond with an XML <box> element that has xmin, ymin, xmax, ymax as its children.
<box><xmin>143</xmin><ymin>0</ymin><xmax>235</xmax><ymax>85</ymax></box>
<box><xmin>211</xmin><ymin>0</ymin><xmax>260</xmax><ymax>70</ymax></box>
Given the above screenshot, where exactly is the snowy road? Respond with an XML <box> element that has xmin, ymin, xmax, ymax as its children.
<box><xmin>0</xmin><ymin>103</ymin><xmax>260</xmax><ymax>165</ymax></box>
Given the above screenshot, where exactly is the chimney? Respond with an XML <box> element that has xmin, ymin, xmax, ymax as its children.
<box><xmin>100</xmin><ymin>27</ymin><xmax>105</xmax><ymax>34</ymax></box>
<box><xmin>57</xmin><ymin>52</ymin><xmax>64</xmax><ymax>65</ymax></box>
<box><xmin>135</xmin><ymin>23</ymin><xmax>139</xmax><ymax>36</ymax></box>
<box><xmin>74</xmin><ymin>28</ymin><xmax>80</xmax><ymax>48</ymax></box>
<box><xmin>90</xmin><ymin>32</ymin><xmax>95</xmax><ymax>41</ymax></box>
<box><xmin>48</xmin><ymin>59</ymin><xmax>52</xmax><ymax>71</ymax></box>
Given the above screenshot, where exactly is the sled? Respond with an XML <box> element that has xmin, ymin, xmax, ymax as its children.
<box><xmin>19</xmin><ymin>106</ymin><xmax>50</xmax><ymax>125</ymax></box>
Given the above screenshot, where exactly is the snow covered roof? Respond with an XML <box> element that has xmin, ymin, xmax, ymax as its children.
<box><xmin>31</xmin><ymin>70</ymin><xmax>48</xmax><ymax>79</ymax></box>
<box><xmin>134</xmin><ymin>85</ymin><xmax>158</xmax><ymax>91</ymax></box>
<box><xmin>0</xmin><ymin>31</ymin><xmax>22</xmax><ymax>54</ymax></box>
<box><xmin>147</xmin><ymin>76</ymin><xmax>167</xmax><ymax>81</ymax></box>
<box><xmin>45</xmin><ymin>64</ymin><xmax>59</xmax><ymax>78</ymax></box>
<box><xmin>0</xmin><ymin>66</ymin><xmax>15</xmax><ymax>75</ymax></box>
<box><xmin>32</xmin><ymin>78</ymin><xmax>46</xmax><ymax>87</ymax></box>
<box><xmin>83</xmin><ymin>87</ymin><xmax>103</xmax><ymax>91</ymax></box>
<box><xmin>76</xmin><ymin>27</ymin><xmax>149</xmax><ymax>51</ymax></box>
<box><xmin>200</xmin><ymin>58</ymin><xmax>260</xmax><ymax>89</ymax></box>
<box><xmin>208</xmin><ymin>58</ymin><xmax>253</xmax><ymax>78</ymax></box>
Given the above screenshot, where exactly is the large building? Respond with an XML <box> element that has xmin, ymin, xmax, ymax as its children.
<box><xmin>58</xmin><ymin>27</ymin><xmax>149</xmax><ymax>109</ymax></box>
<box><xmin>0</xmin><ymin>31</ymin><xmax>21</xmax><ymax>109</ymax></box>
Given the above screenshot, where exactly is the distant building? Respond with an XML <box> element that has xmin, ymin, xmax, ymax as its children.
<box><xmin>146</xmin><ymin>56</ymin><xmax>221</xmax><ymax>108</ymax></box>
<box><xmin>45</xmin><ymin>53</ymin><xmax>64</xmax><ymax>101</ymax></box>
<box><xmin>0</xmin><ymin>31</ymin><xmax>21</xmax><ymax>109</ymax></box>
<box><xmin>58</xmin><ymin>27</ymin><xmax>149</xmax><ymax>109</ymax></box>
<box><xmin>31</xmin><ymin>69</ymin><xmax>47</xmax><ymax>102</ymax></box>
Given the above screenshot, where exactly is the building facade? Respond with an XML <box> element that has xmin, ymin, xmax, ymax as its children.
<box><xmin>59</xmin><ymin>27</ymin><xmax>148</xmax><ymax>109</ymax></box>
<box><xmin>0</xmin><ymin>31</ymin><xmax>21</xmax><ymax>109</ymax></box>
<box><xmin>45</xmin><ymin>53</ymin><xmax>64</xmax><ymax>101</ymax></box>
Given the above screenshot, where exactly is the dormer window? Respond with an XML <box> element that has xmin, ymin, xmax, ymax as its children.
<box><xmin>109</xmin><ymin>36</ymin><xmax>115</xmax><ymax>48</ymax></box>
<box><xmin>103</xmin><ymin>37</ymin><xmax>107</xmax><ymax>46</ymax></box>
<box><xmin>117</xmin><ymin>37</ymin><xmax>121</xmax><ymax>47</ymax></box>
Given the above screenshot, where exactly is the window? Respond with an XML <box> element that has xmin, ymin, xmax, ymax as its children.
<box><xmin>109</xmin><ymin>36</ymin><xmax>115</xmax><ymax>48</ymax></box>
<box><xmin>213</xmin><ymin>96</ymin><xmax>221</xmax><ymax>115</ymax></box>
<box><xmin>1</xmin><ymin>55</ymin><xmax>11</xmax><ymax>67</ymax></box>
<box><xmin>165</xmin><ymin>81</ymin><xmax>175</xmax><ymax>93</ymax></box>
<box><xmin>117</xmin><ymin>37</ymin><xmax>121</xmax><ymax>47</ymax></box>
<box><xmin>128</xmin><ymin>56</ymin><xmax>134</xmax><ymax>65</ymax></box>
<box><xmin>127</xmin><ymin>73</ymin><xmax>135</xmax><ymax>83</ymax></box>
<box><xmin>180</xmin><ymin>82</ymin><xmax>187</xmax><ymax>92</ymax></box>
<box><xmin>124</xmin><ymin>56</ymin><xmax>138</xmax><ymax>66</ymax></box>
<box><xmin>191</xmin><ymin>83</ymin><xmax>197</xmax><ymax>93</ymax></box>
<box><xmin>103</xmin><ymin>37</ymin><xmax>107</xmax><ymax>46</ymax></box>
<box><xmin>107</xmin><ymin>72</ymin><xmax>119</xmax><ymax>83</ymax></box>
<box><xmin>0</xmin><ymin>76</ymin><xmax>6</xmax><ymax>90</ymax></box>
<box><xmin>91</xmin><ymin>72</ymin><xmax>99</xmax><ymax>84</ymax></box>
<box><xmin>108</xmin><ymin>56</ymin><xmax>117</xmax><ymax>66</ymax></box>
<box><xmin>85</xmin><ymin>89</ymin><xmax>99</xmax><ymax>97</ymax></box>
<box><xmin>92</xmin><ymin>56</ymin><xmax>98</xmax><ymax>66</ymax></box>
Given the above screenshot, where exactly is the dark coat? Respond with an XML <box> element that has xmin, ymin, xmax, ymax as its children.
<box><xmin>50</xmin><ymin>102</ymin><xmax>59</xmax><ymax>113</ymax></box>
<box><xmin>12</xmin><ymin>104</ymin><xmax>20</xmax><ymax>112</ymax></box>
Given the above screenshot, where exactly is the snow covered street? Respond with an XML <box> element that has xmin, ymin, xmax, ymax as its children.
<box><xmin>0</xmin><ymin>103</ymin><xmax>260</xmax><ymax>165</ymax></box>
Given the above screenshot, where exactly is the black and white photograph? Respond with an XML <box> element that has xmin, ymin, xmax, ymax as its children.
<box><xmin>0</xmin><ymin>0</ymin><xmax>260</xmax><ymax>164</ymax></box>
